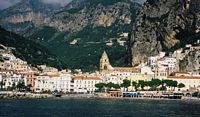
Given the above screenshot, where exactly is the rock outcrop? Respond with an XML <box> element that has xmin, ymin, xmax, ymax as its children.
<box><xmin>180</xmin><ymin>48</ymin><xmax>200</xmax><ymax>72</ymax></box>
<box><xmin>131</xmin><ymin>0</ymin><xmax>200</xmax><ymax>65</ymax></box>
<box><xmin>0</xmin><ymin>0</ymin><xmax>61</xmax><ymax>35</ymax></box>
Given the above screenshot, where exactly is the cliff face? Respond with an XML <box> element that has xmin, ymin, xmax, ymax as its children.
<box><xmin>46</xmin><ymin>0</ymin><xmax>139</xmax><ymax>33</ymax></box>
<box><xmin>0</xmin><ymin>0</ymin><xmax>61</xmax><ymax>35</ymax></box>
<box><xmin>180</xmin><ymin>49</ymin><xmax>200</xmax><ymax>73</ymax></box>
<box><xmin>131</xmin><ymin>0</ymin><xmax>200</xmax><ymax>65</ymax></box>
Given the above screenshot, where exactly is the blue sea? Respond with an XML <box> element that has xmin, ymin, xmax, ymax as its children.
<box><xmin>0</xmin><ymin>98</ymin><xmax>200</xmax><ymax>117</ymax></box>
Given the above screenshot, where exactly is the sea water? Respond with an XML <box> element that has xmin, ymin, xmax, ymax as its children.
<box><xmin>0</xmin><ymin>98</ymin><xmax>200</xmax><ymax>117</ymax></box>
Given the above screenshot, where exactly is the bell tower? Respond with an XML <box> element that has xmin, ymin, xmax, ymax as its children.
<box><xmin>100</xmin><ymin>51</ymin><xmax>111</xmax><ymax>73</ymax></box>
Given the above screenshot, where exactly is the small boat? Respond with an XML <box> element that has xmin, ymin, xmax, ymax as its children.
<box><xmin>162</xmin><ymin>92</ymin><xmax>183</xmax><ymax>99</ymax></box>
<box><xmin>52</xmin><ymin>92</ymin><xmax>62</xmax><ymax>97</ymax></box>
<box><xmin>170</xmin><ymin>92</ymin><xmax>183</xmax><ymax>99</ymax></box>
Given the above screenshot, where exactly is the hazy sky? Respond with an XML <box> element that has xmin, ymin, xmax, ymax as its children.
<box><xmin>40</xmin><ymin>0</ymin><xmax>72</xmax><ymax>6</ymax></box>
<box><xmin>0</xmin><ymin>0</ymin><xmax>21</xmax><ymax>10</ymax></box>
<box><xmin>0</xmin><ymin>0</ymin><xmax>72</xmax><ymax>10</ymax></box>
<box><xmin>0</xmin><ymin>0</ymin><xmax>146</xmax><ymax>10</ymax></box>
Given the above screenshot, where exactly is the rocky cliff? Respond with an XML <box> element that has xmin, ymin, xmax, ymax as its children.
<box><xmin>180</xmin><ymin>46</ymin><xmax>200</xmax><ymax>72</ymax></box>
<box><xmin>0</xmin><ymin>0</ymin><xmax>61</xmax><ymax>35</ymax></box>
<box><xmin>131</xmin><ymin>0</ymin><xmax>200</xmax><ymax>65</ymax></box>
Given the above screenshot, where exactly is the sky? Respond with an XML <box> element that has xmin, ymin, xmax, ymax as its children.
<box><xmin>0</xmin><ymin>0</ymin><xmax>21</xmax><ymax>10</ymax></box>
<box><xmin>0</xmin><ymin>0</ymin><xmax>146</xmax><ymax>10</ymax></box>
<box><xmin>0</xmin><ymin>0</ymin><xmax>72</xmax><ymax>10</ymax></box>
<box><xmin>40</xmin><ymin>0</ymin><xmax>72</xmax><ymax>6</ymax></box>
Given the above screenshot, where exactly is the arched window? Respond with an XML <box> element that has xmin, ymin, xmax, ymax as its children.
<box><xmin>104</xmin><ymin>65</ymin><xmax>107</xmax><ymax>70</ymax></box>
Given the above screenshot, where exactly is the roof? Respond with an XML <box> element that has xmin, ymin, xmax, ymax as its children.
<box><xmin>175</xmin><ymin>72</ymin><xmax>190</xmax><ymax>74</ymax></box>
<box><xmin>73</xmin><ymin>76</ymin><xmax>102</xmax><ymax>81</ymax></box>
<box><xmin>111</xmin><ymin>74</ymin><xmax>117</xmax><ymax>76</ymax></box>
<box><xmin>17</xmin><ymin>72</ymin><xmax>37</xmax><ymax>75</ymax></box>
<box><xmin>38</xmin><ymin>74</ymin><xmax>60</xmax><ymax>78</ymax></box>
<box><xmin>113</xmin><ymin>67</ymin><xmax>140</xmax><ymax>71</ymax></box>
<box><xmin>0</xmin><ymin>70</ymin><xmax>14</xmax><ymax>72</ymax></box>
<box><xmin>167</xmin><ymin>76</ymin><xmax>200</xmax><ymax>79</ymax></box>
<box><xmin>48</xmin><ymin>75</ymin><xmax>60</xmax><ymax>78</ymax></box>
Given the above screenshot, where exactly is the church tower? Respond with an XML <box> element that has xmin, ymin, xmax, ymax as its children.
<box><xmin>100</xmin><ymin>51</ymin><xmax>112</xmax><ymax>73</ymax></box>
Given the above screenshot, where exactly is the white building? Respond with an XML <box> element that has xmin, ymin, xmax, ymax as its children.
<box><xmin>1</xmin><ymin>53</ymin><xmax>16</xmax><ymax>61</ymax></box>
<box><xmin>35</xmin><ymin>75</ymin><xmax>51</xmax><ymax>92</ymax></box>
<box><xmin>140</xmin><ymin>66</ymin><xmax>154</xmax><ymax>79</ymax></box>
<box><xmin>72</xmin><ymin>76</ymin><xmax>102</xmax><ymax>93</ymax></box>
<box><xmin>35</xmin><ymin>73</ymin><xmax>72</xmax><ymax>93</ymax></box>
<box><xmin>0</xmin><ymin>73</ymin><xmax>25</xmax><ymax>89</ymax></box>
<box><xmin>52</xmin><ymin>73</ymin><xmax>72</xmax><ymax>93</ymax></box>
<box><xmin>157</xmin><ymin>57</ymin><xmax>177</xmax><ymax>75</ymax></box>
<box><xmin>167</xmin><ymin>76</ymin><xmax>200</xmax><ymax>91</ymax></box>
<box><xmin>38</xmin><ymin>65</ymin><xmax>58</xmax><ymax>74</ymax></box>
<box><xmin>167</xmin><ymin>72</ymin><xmax>200</xmax><ymax>91</ymax></box>
<box><xmin>148</xmin><ymin>52</ymin><xmax>166</xmax><ymax>66</ymax></box>
<box><xmin>103</xmin><ymin>74</ymin><xmax>122</xmax><ymax>85</ymax></box>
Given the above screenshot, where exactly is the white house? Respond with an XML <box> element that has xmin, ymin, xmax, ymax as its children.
<box><xmin>51</xmin><ymin>73</ymin><xmax>72</xmax><ymax>93</ymax></box>
<box><xmin>35</xmin><ymin>75</ymin><xmax>51</xmax><ymax>92</ymax></box>
<box><xmin>35</xmin><ymin>73</ymin><xmax>72</xmax><ymax>93</ymax></box>
<box><xmin>103</xmin><ymin>74</ymin><xmax>122</xmax><ymax>85</ymax></box>
<box><xmin>2</xmin><ymin>74</ymin><xmax>25</xmax><ymax>89</ymax></box>
<box><xmin>167</xmin><ymin>76</ymin><xmax>200</xmax><ymax>91</ymax></box>
<box><xmin>72</xmin><ymin>76</ymin><xmax>102</xmax><ymax>93</ymax></box>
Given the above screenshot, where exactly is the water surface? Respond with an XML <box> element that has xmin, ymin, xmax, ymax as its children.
<box><xmin>0</xmin><ymin>98</ymin><xmax>200</xmax><ymax>117</ymax></box>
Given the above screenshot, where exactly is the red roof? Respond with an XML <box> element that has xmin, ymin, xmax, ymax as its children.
<box><xmin>73</xmin><ymin>76</ymin><xmax>101</xmax><ymax>81</ymax></box>
<box><xmin>167</xmin><ymin>76</ymin><xmax>200</xmax><ymax>79</ymax></box>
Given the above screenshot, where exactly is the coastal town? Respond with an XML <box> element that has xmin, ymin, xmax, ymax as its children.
<box><xmin>0</xmin><ymin>41</ymin><xmax>200</xmax><ymax>99</ymax></box>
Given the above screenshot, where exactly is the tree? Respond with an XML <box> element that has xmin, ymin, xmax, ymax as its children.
<box><xmin>95</xmin><ymin>83</ymin><xmax>106</xmax><ymax>92</ymax></box>
<box><xmin>16</xmin><ymin>81</ymin><xmax>26</xmax><ymax>91</ymax></box>
<box><xmin>138</xmin><ymin>80</ymin><xmax>147</xmax><ymax>91</ymax></box>
<box><xmin>171</xmin><ymin>81</ymin><xmax>178</xmax><ymax>91</ymax></box>
<box><xmin>121</xmin><ymin>79</ymin><xmax>131</xmax><ymax>91</ymax></box>
<box><xmin>178</xmin><ymin>83</ymin><xmax>185</xmax><ymax>89</ymax></box>
<box><xmin>147</xmin><ymin>79</ymin><xmax>162</xmax><ymax>91</ymax></box>
<box><xmin>160</xmin><ymin>80</ymin><xmax>167</xmax><ymax>91</ymax></box>
<box><xmin>11</xmin><ymin>82</ymin><xmax>16</xmax><ymax>91</ymax></box>
<box><xmin>106</xmin><ymin>82</ymin><xmax>114</xmax><ymax>90</ymax></box>
<box><xmin>26</xmin><ymin>84</ymin><xmax>32</xmax><ymax>92</ymax></box>
<box><xmin>165</xmin><ymin>80</ymin><xmax>174</xmax><ymax>90</ymax></box>
<box><xmin>113</xmin><ymin>84</ymin><xmax>121</xmax><ymax>89</ymax></box>
<box><xmin>132</xmin><ymin>81</ymin><xmax>139</xmax><ymax>91</ymax></box>
<box><xmin>0</xmin><ymin>81</ymin><xmax>5</xmax><ymax>91</ymax></box>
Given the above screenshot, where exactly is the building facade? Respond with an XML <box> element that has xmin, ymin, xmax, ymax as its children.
<box><xmin>72</xmin><ymin>76</ymin><xmax>102</xmax><ymax>93</ymax></box>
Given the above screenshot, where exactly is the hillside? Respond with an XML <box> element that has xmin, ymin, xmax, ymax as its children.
<box><xmin>29</xmin><ymin>0</ymin><xmax>140</xmax><ymax>71</ymax></box>
<box><xmin>0</xmin><ymin>0</ymin><xmax>141</xmax><ymax>71</ymax></box>
<box><xmin>30</xmin><ymin>0</ymin><xmax>139</xmax><ymax>71</ymax></box>
<box><xmin>0</xmin><ymin>26</ymin><xmax>64</xmax><ymax>69</ymax></box>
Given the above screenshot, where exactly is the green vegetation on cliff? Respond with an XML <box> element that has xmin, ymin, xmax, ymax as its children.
<box><xmin>0</xmin><ymin>26</ymin><xmax>65</xmax><ymax>69</ymax></box>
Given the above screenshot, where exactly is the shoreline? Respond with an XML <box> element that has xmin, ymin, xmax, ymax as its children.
<box><xmin>1</xmin><ymin>92</ymin><xmax>200</xmax><ymax>101</ymax></box>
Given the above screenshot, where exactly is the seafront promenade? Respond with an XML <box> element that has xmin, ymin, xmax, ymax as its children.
<box><xmin>1</xmin><ymin>91</ymin><xmax>200</xmax><ymax>101</ymax></box>
<box><xmin>0</xmin><ymin>91</ymin><xmax>53</xmax><ymax>99</ymax></box>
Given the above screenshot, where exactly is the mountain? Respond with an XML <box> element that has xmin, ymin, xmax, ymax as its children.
<box><xmin>0</xmin><ymin>26</ymin><xmax>65</xmax><ymax>69</ymax></box>
<box><xmin>0</xmin><ymin>0</ymin><xmax>62</xmax><ymax>35</ymax></box>
<box><xmin>131</xmin><ymin>0</ymin><xmax>200</xmax><ymax>65</ymax></box>
<box><xmin>0</xmin><ymin>0</ymin><xmax>141</xmax><ymax>71</ymax></box>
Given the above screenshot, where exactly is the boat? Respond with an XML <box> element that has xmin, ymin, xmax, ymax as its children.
<box><xmin>52</xmin><ymin>92</ymin><xmax>62</xmax><ymax>97</ymax></box>
<box><xmin>162</xmin><ymin>92</ymin><xmax>183</xmax><ymax>99</ymax></box>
